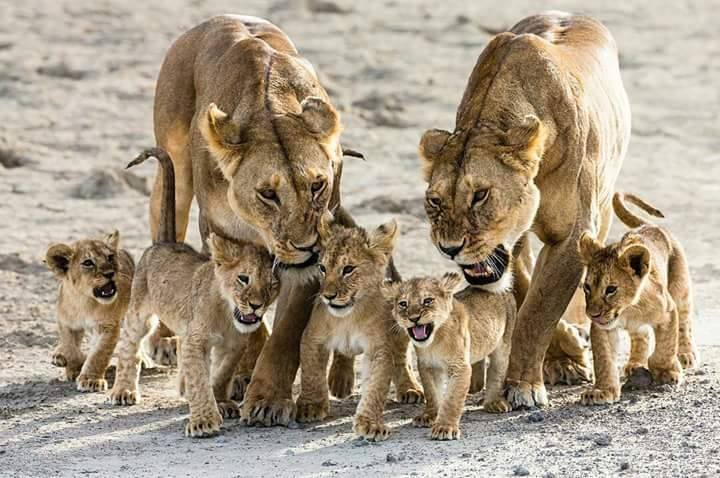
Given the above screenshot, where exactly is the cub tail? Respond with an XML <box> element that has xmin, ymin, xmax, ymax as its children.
<box><xmin>612</xmin><ymin>192</ymin><xmax>664</xmax><ymax>229</ymax></box>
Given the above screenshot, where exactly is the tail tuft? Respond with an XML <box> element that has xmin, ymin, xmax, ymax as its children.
<box><xmin>612</xmin><ymin>192</ymin><xmax>664</xmax><ymax>229</ymax></box>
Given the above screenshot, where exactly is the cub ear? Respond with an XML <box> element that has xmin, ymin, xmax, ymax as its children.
<box><xmin>208</xmin><ymin>233</ymin><xmax>232</xmax><ymax>265</ymax></box>
<box><xmin>298</xmin><ymin>97</ymin><xmax>341</xmax><ymax>143</ymax></box>
<box><xmin>317</xmin><ymin>211</ymin><xmax>335</xmax><ymax>246</ymax></box>
<box><xmin>379</xmin><ymin>279</ymin><xmax>400</xmax><ymax>302</ymax></box>
<box><xmin>620</xmin><ymin>244</ymin><xmax>651</xmax><ymax>279</ymax></box>
<box><xmin>578</xmin><ymin>231</ymin><xmax>603</xmax><ymax>264</ymax></box>
<box><xmin>440</xmin><ymin>271</ymin><xmax>463</xmax><ymax>294</ymax></box>
<box><xmin>501</xmin><ymin>115</ymin><xmax>547</xmax><ymax>177</ymax></box>
<box><xmin>104</xmin><ymin>230</ymin><xmax>120</xmax><ymax>250</ymax></box>
<box><xmin>45</xmin><ymin>243</ymin><xmax>74</xmax><ymax>277</ymax></box>
<box><xmin>199</xmin><ymin>103</ymin><xmax>246</xmax><ymax>180</ymax></box>
<box><xmin>368</xmin><ymin>220</ymin><xmax>399</xmax><ymax>256</ymax></box>
<box><xmin>418</xmin><ymin>129</ymin><xmax>452</xmax><ymax>182</ymax></box>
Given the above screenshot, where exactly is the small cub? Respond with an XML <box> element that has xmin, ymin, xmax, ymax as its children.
<box><xmin>108</xmin><ymin>149</ymin><xmax>278</xmax><ymax>438</ymax></box>
<box><xmin>45</xmin><ymin>230</ymin><xmax>134</xmax><ymax>392</ymax></box>
<box><xmin>297</xmin><ymin>219</ymin><xmax>423</xmax><ymax>441</ymax></box>
<box><xmin>383</xmin><ymin>273</ymin><xmax>516</xmax><ymax>440</ymax></box>
<box><xmin>579</xmin><ymin>192</ymin><xmax>698</xmax><ymax>405</ymax></box>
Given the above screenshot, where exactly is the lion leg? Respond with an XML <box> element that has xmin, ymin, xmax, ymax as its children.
<box><xmin>390</xmin><ymin>335</ymin><xmax>423</xmax><ymax>404</ymax></box>
<box><xmin>505</xmin><ymin>235</ymin><xmax>584</xmax><ymax>409</ymax></box>
<box><xmin>511</xmin><ymin>232</ymin><xmax>534</xmax><ymax>308</ymax></box>
<box><xmin>413</xmin><ymin>364</ymin><xmax>440</xmax><ymax>428</ymax></box>
<box><xmin>53</xmin><ymin>322</ymin><xmax>85</xmax><ymax>382</ymax></box>
<box><xmin>295</xmin><ymin>322</ymin><xmax>330</xmax><ymax>424</ymax></box>
<box><xmin>182</xmin><ymin>333</ymin><xmax>223</xmax><ymax>438</ymax></box>
<box><xmin>107</xmin><ymin>309</ymin><xmax>153</xmax><ymax>406</ymax></box>
<box><xmin>353</xmin><ymin>349</ymin><xmax>393</xmax><ymax>442</ymax></box>
<box><xmin>624</xmin><ymin>325</ymin><xmax>651</xmax><ymax>378</ymax></box>
<box><xmin>231</xmin><ymin>324</ymin><xmax>268</xmax><ymax>402</ymax></box>
<box><xmin>580</xmin><ymin>325</ymin><xmax>621</xmax><ymax>405</ymax></box>
<box><xmin>328</xmin><ymin>352</ymin><xmax>355</xmax><ymax>399</ymax></box>
<box><xmin>431</xmin><ymin>362</ymin><xmax>471</xmax><ymax>440</ymax></box>
<box><xmin>648</xmin><ymin>308</ymin><xmax>683</xmax><ymax>386</ymax></box>
<box><xmin>242</xmin><ymin>279</ymin><xmax>316</xmax><ymax>426</ymax></box>
<box><xmin>76</xmin><ymin>323</ymin><xmax>120</xmax><ymax>393</ymax></box>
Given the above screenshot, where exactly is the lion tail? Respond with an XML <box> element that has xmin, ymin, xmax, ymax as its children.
<box><xmin>612</xmin><ymin>192</ymin><xmax>664</xmax><ymax>229</ymax></box>
<box><xmin>126</xmin><ymin>147</ymin><xmax>176</xmax><ymax>244</ymax></box>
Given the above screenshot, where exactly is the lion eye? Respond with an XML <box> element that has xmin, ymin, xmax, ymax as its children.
<box><xmin>472</xmin><ymin>189</ymin><xmax>489</xmax><ymax>206</ymax></box>
<box><xmin>342</xmin><ymin>265</ymin><xmax>356</xmax><ymax>276</ymax></box>
<box><xmin>107</xmin><ymin>254</ymin><xmax>115</xmax><ymax>264</ymax></box>
<box><xmin>311</xmin><ymin>180</ymin><xmax>325</xmax><ymax>195</ymax></box>
<box><xmin>318</xmin><ymin>264</ymin><xmax>326</xmax><ymax>274</ymax></box>
<box><xmin>81</xmin><ymin>259</ymin><xmax>94</xmax><ymax>268</ymax></box>
<box><xmin>427</xmin><ymin>196</ymin><xmax>441</xmax><ymax>208</ymax></box>
<box><xmin>259</xmin><ymin>189</ymin><xmax>279</xmax><ymax>203</ymax></box>
<box><xmin>605</xmin><ymin>285</ymin><xmax>617</xmax><ymax>297</ymax></box>
<box><xmin>398</xmin><ymin>300</ymin><xmax>408</xmax><ymax>309</ymax></box>
<box><xmin>583</xmin><ymin>283</ymin><xmax>591</xmax><ymax>295</ymax></box>
<box><xmin>423</xmin><ymin>297</ymin><xmax>434</xmax><ymax>306</ymax></box>
<box><xmin>237</xmin><ymin>274</ymin><xmax>250</xmax><ymax>285</ymax></box>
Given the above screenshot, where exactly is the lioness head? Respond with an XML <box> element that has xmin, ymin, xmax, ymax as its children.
<box><xmin>200</xmin><ymin>96</ymin><xmax>342</xmax><ymax>270</ymax></box>
<box><xmin>381</xmin><ymin>272</ymin><xmax>463</xmax><ymax>348</ymax></box>
<box><xmin>45</xmin><ymin>231</ymin><xmax>122</xmax><ymax>305</ymax></box>
<box><xmin>578</xmin><ymin>232</ymin><xmax>651</xmax><ymax>330</ymax></box>
<box><xmin>419</xmin><ymin>115</ymin><xmax>547</xmax><ymax>291</ymax></box>
<box><xmin>316</xmin><ymin>219</ymin><xmax>398</xmax><ymax>318</ymax></box>
<box><xmin>208</xmin><ymin>233</ymin><xmax>280</xmax><ymax>333</ymax></box>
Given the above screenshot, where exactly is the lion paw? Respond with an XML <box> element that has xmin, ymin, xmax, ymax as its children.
<box><xmin>431</xmin><ymin>422</ymin><xmax>461</xmax><ymax>440</ymax></box>
<box><xmin>328</xmin><ymin>358</ymin><xmax>355</xmax><ymax>399</ymax></box>
<box><xmin>185</xmin><ymin>409</ymin><xmax>223</xmax><ymax>438</ymax></box>
<box><xmin>149</xmin><ymin>336</ymin><xmax>178</xmax><ymax>367</ymax></box>
<box><xmin>677</xmin><ymin>351</ymin><xmax>698</xmax><ymax>370</ymax></box>
<box><xmin>295</xmin><ymin>399</ymin><xmax>329</xmax><ymax>423</ymax></box>
<box><xmin>483</xmin><ymin>398</ymin><xmax>512</xmax><ymax>414</ymax></box>
<box><xmin>51</xmin><ymin>352</ymin><xmax>67</xmax><ymax>368</ymax></box>
<box><xmin>396</xmin><ymin>387</ymin><xmax>424</xmax><ymax>404</ymax></box>
<box><xmin>505</xmin><ymin>380</ymin><xmax>548</xmax><ymax>409</ymax></box>
<box><xmin>230</xmin><ymin>375</ymin><xmax>252</xmax><ymax>402</ymax></box>
<box><xmin>543</xmin><ymin>357</ymin><xmax>592</xmax><ymax>386</ymax></box>
<box><xmin>76</xmin><ymin>376</ymin><xmax>108</xmax><ymax>393</ymax></box>
<box><xmin>354</xmin><ymin>415</ymin><xmax>390</xmax><ymax>442</ymax></box>
<box><xmin>217</xmin><ymin>400</ymin><xmax>241</xmax><ymax>419</ymax></box>
<box><xmin>580</xmin><ymin>387</ymin><xmax>620</xmax><ymax>406</ymax></box>
<box><xmin>107</xmin><ymin>386</ymin><xmax>139</xmax><ymax>405</ymax></box>
<box><xmin>242</xmin><ymin>396</ymin><xmax>295</xmax><ymax>427</ymax></box>
<box><xmin>413</xmin><ymin>412</ymin><xmax>436</xmax><ymax>428</ymax></box>
<box><xmin>650</xmin><ymin>364</ymin><xmax>683</xmax><ymax>386</ymax></box>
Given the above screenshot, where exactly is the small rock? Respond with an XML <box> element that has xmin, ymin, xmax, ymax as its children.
<box><xmin>352</xmin><ymin>438</ymin><xmax>369</xmax><ymax>447</ymax></box>
<box><xmin>543</xmin><ymin>473</ymin><xmax>556</xmax><ymax>478</ymax></box>
<box><xmin>70</xmin><ymin>170</ymin><xmax>125</xmax><ymax>199</ymax></box>
<box><xmin>307</xmin><ymin>0</ymin><xmax>351</xmax><ymax>14</ymax></box>
<box><xmin>456</xmin><ymin>14</ymin><xmax>471</xmax><ymax>25</ymax></box>
<box><xmin>594</xmin><ymin>433</ymin><xmax>611</xmax><ymax>446</ymax></box>
<box><xmin>36</xmin><ymin>62</ymin><xmax>90</xmax><ymax>80</ymax></box>
<box><xmin>322</xmin><ymin>460</ymin><xmax>337</xmax><ymax>467</ymax></box>
<box><xmin>0</xmin><ymin>147</ymin><xmax>28</xmax><ymax>169</ymax></box>
<box><xmin>283</xmin><ymin>449</ymin><xmax>295</xmax><ymax>456</ymax></box>
<box><xmin>287</xmin><ymin>421</ymin><xmax>300</xmax><ymax>430</ymax></box>
<box><xmin>513</xmin><ymin>465</ymin><xmax>530</xmax><ymax>476</ymax></box>
<box><xmin>460</xmin><ymin>452</ymin><xmax>472</xmax><ymax>458</ymax></box>
<box><xmin>623</xmin><ymin>367</ymin><xmax>653</xmax><ymax>390</ymax></box>
<box><xmin>527</xmin><ymin>411</ymin><xmax>545</xmax><ymax>423</ymax></box>
<box><xmin>620</xmin><ymin>461</ymin><xmax>630</xmax><ymax>471</ymax></box>
<box><xmin>386</xmin><ymin>453</ymin><xmax>398</xmax><ymax>463</ymax></box>
<box><xmin>635</xmin><ymin>427</ymin><xmax>649</xmax><ymax>435</ymax></box>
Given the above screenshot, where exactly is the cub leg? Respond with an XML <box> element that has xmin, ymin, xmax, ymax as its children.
<box><xmin>296</xmin><ymin>324</ymin><xmax>331</xmax><ymax>423</ymax></box>
<box><xmin>649</xmin><ymin>309</ymin><xmax>683</xmax><ymax>386</ymax></box>
<box><xmin>53</xmin><ymin>323</ymin><xmax>85</xmax><ymax>381</ymax></box>
<box><xmin>77</xmin><ymin>322</ymin><xmax>120</xmax><ymax>392</ymax></box>
<box><xmin>390</xmin><ymin>335</ymin><xmax>423</xmax><ymax>404</ymax></box>
<box><xmin>483</xmin><ymin>342</ymin><xmax>512</xmax><ymax>413</ymax></box>
<box><xmin>328</xmin><ymin>352</ymin><xmax>355</xmax><ymax>399</ymax></box>
<box><xmin>624</xmin><ymin>325</ymin><xmax>651</xmax><ymax>377</ymax></box>
<box><xmin>182</xmin><ymin>332</ymin><xmax>222</xmax><ymax>438</ymax></box>
<box><xmin>431</xmin><ymin>362</ymin><xmax>471</xmax><ymax>440</ymax></box>
<box><xmin>144</xmin><ymin>321</ymin><xmax>178</xmax><ymax>367</ymax></box>
<box><xmin>468</xmin><ymin>360</ymin><xmax>486</xmax><ymax>394</ymax></box>
<box><xmin>108</xmin><ymin>310</ymin><xmax>153</xmax><ymax>405</ymax></box>
<box><xmin>580</xmin><ymin>325</ymin><xmax>620</xmax><ymax>405</ymax></box>
<box><xmin>210</xmin><ymin>340</ymin><xmax>245</xmax><ymax>419</ymax></box>
<box><xmin>353</xmin><ymin>349</ymin><xmax>393</xmax><ymax>442</ymax></box>
<box><xmin>668</xmin><ymin>244</ymin><xmax>698</xmax><ymax>369</ymax></box>
<box><xmin>414</xmin><ymin>363</ymin><xmax>441</xmax><ymax>427</ymax></box>
<box><xmin>231</xmin><ymin>324</ymin><xmax>268</xmax><ymax>402</ymax></box>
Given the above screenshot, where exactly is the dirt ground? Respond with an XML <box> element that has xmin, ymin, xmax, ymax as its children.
<box><xmin>1</xmin><ymin>0</ymin><xmax>719</xmax><ymax>476</ymax></box>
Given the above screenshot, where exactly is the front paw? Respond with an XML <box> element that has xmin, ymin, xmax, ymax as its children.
<box><xmin>580</xmin><ymin>387</ymin><xmax>620</xmax><ymax>406</ymax></box>
<box><xmin>242</xmin><ymin>391</ymin><xmax>296</xmax><ymax>427</ymax></box>
<box><xmin>107</xmin><ymin>386</ymin><xmax>139</xmax><ymax>405</ymax></box>
<box><xmin>217</xmin><ymin>400</ymin><xmax>241</xmax><ymax>419</ymax></box>
<box><xmin>431</xmin><ymin>422</ymin><xmax>461</xmax><ymax>440</ymax></box>
<box><xmin>295</xmin><ymin>399</ymin><xmax>329</xmax><ymax>423</ymax></box>
<box><xmin>483</xmin><ymin>398</ymin><xmax>512</xmax><ymax>414</ymax></box>
<box><xmin>413</xmin><ymin>411</ymin><xmax>436</xmax><ymax>428</ymax></box>
<box><xmin>185</xmin><ymin>409</ymin><xmax>223</xmax><ymax>438</ymax></box>
<box><xmin>328</xmin><ymin>357</ymin><xmax>355</xmax><ymax>399</ymax></box>
<box><xmin>76</xmin><ymin>376</ymin><xmax>108</xmax><ymax>393</ymax></box>
<box><xmin>543</xmin><ymin>356</ymin><xmax>592</xmax><ymax>385</ymax></box>
<box><xmin>353</xmin><ymin>415</ymin><xmax>390</xmax><ymax>441</ymax></box>
<box><xmin>396</xmin><ymin>387</ymin><xmax>424</xmax><ymax>404</ymax></box>
<box><xmin>505</xmin><ymin>379</ymin><xmax>548</xmax><ymax>409</ymax></box>
<box><xmin>650</xmin><ymin>363</ymin><xmax>683</xmax><ymax>386</ymax></box>
<box><xmin>677</xmin><ymin>351</ymin><xmax>698</xmax><ymax>370</ymax></box>
<box><xmin>52</xmin><ymin>352</ymin><xmax>67</xmax><ymax>367</ymax></box>
<box><xmin>230</xmin><ymin>375</ymin><xmax>252</xmax><ymax>402</ymax></box>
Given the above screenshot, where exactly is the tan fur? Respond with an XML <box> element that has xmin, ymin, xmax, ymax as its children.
<box><xmin>383</xmin><ymin>273</ymin><xmax>516</xmax><ymax>440</ymax></box>
<box><xmin>578</xmin><ymin>192</ymin><xmax>697</xmax><ymax>405</ymax></box>
<box><xmin>418</xmin><ymin>13</ymin><xmax>631</xmax><ymax>407</ymax></box>
<box><xmin>296</xmin><ymin>220</ymin><xmax>422</xmax><ymax>441</ymax></box>
<box><xmin>151</xmin><ymin>15</ymin><xmax>359</xmax><ymax>425</ymax></box>
<box><xmin>45</xmin><ymin>231</ymin><xmax>134</xmax><ymax>392</ymax></box>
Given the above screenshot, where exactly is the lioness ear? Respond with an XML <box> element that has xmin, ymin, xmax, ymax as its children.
<box><xmin>418</xmin><ymin>129</ymin><xmax>452</xmax><ymax>182</ymax></box>
<box><xmin>104</xmin><ymin>230</ymin><xmax>119</xmax><ymax>250</ymax></box>
<box><xmin>578</xmin><ymin>231</ymin><xmax>602</xmax><ymax>264</ymax></box>
<box><xmin>440</xmin><ymin>271</ymin><xmax>463</xmax><ymax>294</ymax></box>
<box><xmin>379</xmin><ymin>279</ymin><xmax>400</xmax><ymax>302</ymax></box>
<box><xmin>501</xmin><ymin>115</ymin><xmax>547</xmax><ymax>177</ymax></box>
<box><xmin>298</xmin><ymin>97</ymin><xmax>341</xmax><ymax>143</ymax></box>
<box><xmin>620</xmin><ymin>244</ymin><xmax>650</xmax><ymax>279</ymax></box>
<box><xmin>317</xmin><ymin>211</ymin><xmax>334</xmax><ymax>246</ymax></box>
<box><xmin>200</xmin><ymin>103</ymin><xmax>246</xmax><ymax>180</ymax></box>
<box><xmin>208</xmin><ymin>233</ymin><xmax>232</xmax><ymax>265</ymax></box>
<box><xmin>45</xmin><ymin>243</ymin><xmax>74</xmax><ymax>277</ymax></box>
<box><xmin>368</xmin><ymin>220</ymin><xmax>399</xmax><ymax>255</ymax></box>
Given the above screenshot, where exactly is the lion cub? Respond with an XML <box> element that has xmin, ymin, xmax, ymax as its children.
<box><xmin>297</xmin><ymin>219</ymin><xmax>423</xmax><ymax>441</ymax></box>
<box><xmin>108</xmin><ymin>149</ymin><xmax>278</xmax><ymax>437</ymax></box>
<box><xmin>45</xmin><ymin>231</ymin><xmax>134</xmax><ymax>392</ymax></box>
<box><xmin>383</xmin><ymin>273</ymin><xmax>516</xmax><ymax>440</ymax></box>
<box><xmin>579</xmin><ymin>192</ymin><xmax>697</xmax><ymax>405</ymax></box>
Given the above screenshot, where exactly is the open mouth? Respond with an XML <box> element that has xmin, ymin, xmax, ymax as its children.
<box><xmin>275</xmin><ymin>251</ymin><xmax>319</xmax><ymax>271</ymax></box>
<box><xmin>93</xmin><ymin>281</ymin><xmax>117</xmax><ymax>300</ymax></box>
<box><xmin>233</xmin><ymin>308</ymin><xmax>262</xmax><ymax>325</ymax></box>
<box><xmin>408</xmin><ymin>323</ymin><xmax>434</xmax><ymax>342</ymax></box>
<box><xmin>459</xmin><ymin>245</ymin><xmax>509</xmax><ymax>286</ymax></box>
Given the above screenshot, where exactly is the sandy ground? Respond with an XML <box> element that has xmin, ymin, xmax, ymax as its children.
<box><xmin>1</xmin><ymin>0</ymin><xmax>719</xmax><ymax>476</ymax></box>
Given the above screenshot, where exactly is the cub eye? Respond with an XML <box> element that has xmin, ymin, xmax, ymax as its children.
<box><xmin>423</xmin><ymin>297</ymin><xmax>434</xmax><ymax>306</ymax></box>
<box><xmin>311</xmin><ymin>180</ymin><xmax>325</xmax><ymax>195</ymax></box>
<box><xmin>583</xmin><ymin>283</ymin><xmax>591</xmax><ymax>295</ymax></box>
<box><xmin>236</xmin><ymin>275</ymin><xmax>250</xmax><ymax>285</ymax></box>
<box><xmin>318</xmin><ymin>264</ymin><xmax>326</xmax><ymax>274</ymax></box>
<box><xmin>605</xmin><ymin>285</ymin><xmax>617</xmax><ymax>296</ymax></box>
<box><xmin>427</xmin><ymin>196</ymin><xmax>441</xmax><ymax>208</ymax></box>
<box><xmin>398</xmin><ymin>300</ymin><xmax>408</xmax><ymax>309</ymax></box>
<box><xmin>81</xmin><ymin>259</ymin><xmax>94</xmax><ymax>268</ymax></box>
<box><xmin>107</xmin><ymin>254</ymin><xmax>115</xmax><ymax>263</ymax></box>
<box><xmin>259</xmin><ymin>189</ymin><xmax>279</xmax><ymax>203</ymax></box>
<box><xmin>342</xmin><ymin>265</ymin><xmax>356</xmax><ymax>275</ymax></box>
<box><xmin>472</xmin><ymin>189</ymin><xmax>489</xmax><ymax>206</ymax></box>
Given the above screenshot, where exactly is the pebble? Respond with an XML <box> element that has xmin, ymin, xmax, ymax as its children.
<box><xmin>322</xmin><ymin>460</ymin><xmax>337</xmax><ymax>467</ymax></box>
<box><xmin>594</xmin><ymin>433</ymin><xmax>611</xmax><ymax>446</ymax></box>
<box><xmin>460</xmin><ymin>452</ymin><xmax>472</xmax><ymax>458</ymax></box>
<box><xmin>620</xmin><ymin>461</ymin><xmax>631</xmax><ymax>471</ymax></box>
<box><xmin>386</xmin><ymin>453</ymin><xmax>398</xmax><ymax>463</ymax></box>
<box><xmin>527</xmin><ymin>411</ymin><xmax>545</xmax><ymax>423</ymax></box>
<box><xmin>352</xmin><ymin>438</ymin><xmax>369</xmax><ymax>447</ymax></box>
<box><xmin>513</xmin><ymin>465</ymin><xmax>530</xmax><ymax>476</ymax></box>
<box><xmin>543</xmin><ymin>473</ymin><xmax>556</xmax><ymax>478</ymax></box>
<box><xmin>635</xmin><ymin>427</ymin><xmax>649</xmax><ymax>435</ymax></box>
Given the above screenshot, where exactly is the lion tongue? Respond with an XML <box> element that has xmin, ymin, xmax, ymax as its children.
<box><xmin>412</xmin><ymin>324</ymin><xmax>429</xmax><ymax>340</ymax></box>
<box><xmin>473</xmin><ymin>263</ymin><xmax>490</xmax><ymax>275</ymax></box>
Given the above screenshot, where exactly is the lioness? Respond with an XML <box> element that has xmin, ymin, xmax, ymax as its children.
<box><xmin>109</xmin><ymin>149</ymin><xmax>278</xmax><ymax>437</ymax></box>
<box><xmin>297</xmin><ymin>219</ymin><xmax>422</xmax><ymax>441</ymax></box>
<box><xmin>578</xmin><ymin>193</ymin><xmax>697</xmax><ymax>405</ymax></box>
<box><xmin>150</xmin><ymin>14</ymin><xmax>368</xmax><ymax>425</ymax></box>
<box><xmin>383</xmin><ymin>273</ymin><xmax>515</xmax><ymax>440</ymax></box>
<box><xmin>45</xmin><ymin>231</ymin><xmax>134</xmax><ymax>391</ymax></box>
<box><xmin>418</xmin><ymin>12</ymin><xmax>631</xmax><ymax>407</ymax></box>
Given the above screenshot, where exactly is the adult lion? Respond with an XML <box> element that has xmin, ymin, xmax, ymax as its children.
<box><xmin>418</xmin><ymin>12</ymin><xmax>630</xmax><ymax>407</ymax></box>
<box><xmin>149</xmin><ymin>15</ymin><xmax>362</xmax><ymax>424</ymax></box>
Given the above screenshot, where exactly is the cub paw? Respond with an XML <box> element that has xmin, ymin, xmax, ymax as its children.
<box><xmin>51</xmin><ymin>352</ymin><xmax>67</xmax><ymax>368</ymax></box>
<box><xmin>353</xmin><ymin>415</ymin><xmax>390</xmax><ymax>442</ymax></box>
<box><xmin>412</xmin><ymin>412</ymin><xmax>436</xmax><ymax>428</ymax></box>
<box><xmin>579</xmin><ymin>387</ymin><xmax>619</xmax><ymax>406</ymax></box>
<box><xmin>217</xmin><ymin>400</ymin><xmax>241</xmax><ymax>419</ymax></box>
<box><xmin>483</xmin><ymin>398</ymin><xmax>512</xmax><ymax>414</ymax></box>
<box><xmin>185</xmin><ymin>409</ymin><xmax>223</xmax><ymax>438</ymax></box>
<box><xmin>431</xmin><ymin>422</ymin><xmax>461</xmax><ymax>440</ymax></box>
<box><xmin>677</xmin><ymin>351</ymin><xmax>697</xmax><ymax>370</ymax></box>
<box><xmin>108</xmin><ymin>387</ymin><xmax>139</xmax><ymax>405</ymax></box>
<box><xmin>242</xmin><ymin>396</ymin><xmax>296</xmax><ymax>427</ymax></box>
<box><xmin>328</xmin><ymin>357</ymin><xmax>355</xmax><ymax>399</ymax></box>
<box><xmin>230</xmin><ymin>375</ymin><xmax>252</xmax><ymax>402</ymax></box>
<box><xmin>396</xmin><ymin>387</ymin><xmax>424</xmax><ymax>404</ymax></box>
<box><xmin>149</xmin><ymin>336</ymin><xmax>178</xmax><ymax>367</ymax></box>
<box><xmin>295</xmin><ymin>399</ymin><xmax>329</xmax><ymax>423</ymax></box>
<box><xmin>505</xmin><ymin>379</ymin><xmax>548</xmax><ymax>409</ymax></box>
<box><xmin>76</xmin><ymin>376</ymin><xmax>108</xmax><ymax>393</ymax></box>
<box><xmin>651</xmin><ymin>364</ymin><xmax>683</xmax><ymax>386</ymax></box>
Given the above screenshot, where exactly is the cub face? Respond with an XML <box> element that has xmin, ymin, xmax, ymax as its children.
<box><xmin>209</xmin><ymin>234</ymin><xmax>280</xmax><ymax>333</ymax></box>
<box><xmin>316</xmin><ymin>219</ymin><xmax>398</xmax><ymax>318</ymax></box>
<box><xmin>45</xmin><ymin>231</ymin><xmax>122</xmax><ymax>305</ymax></box>
<box><xmin>382</xmin><ymin>272</ymin><xmax>463</xmax><ymax>348</ymax></box>
<box><xmin>578</xmin><ymin>232</ymin><xmax>651</xmax><ymax>331</ymax></box>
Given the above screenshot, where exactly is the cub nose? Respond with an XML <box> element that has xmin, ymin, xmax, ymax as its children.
<box><xmin>409</xmin><ymin>315</ymin><xmax>421</xmax><ymax>323</ymax></box>
<box><xmin>589</xmin><ymin>310</ymin><xmax>603</xmax><ymax>319</ymax></box>
<box><xmin>438</xmin><ymin>241</ymin><xmax>464</xmax><ymax>258</ymax></box>
<box><xmin>102</xmin><ymin>271</ymin><xmax>115</xmax><ymax>280</ymax></box>
<box><xmin>323</xmin><ymin>292</ymin><xmax>337</xmax><ymax>301</ymax></box>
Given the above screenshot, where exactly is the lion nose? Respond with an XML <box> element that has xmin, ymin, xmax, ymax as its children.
<box><xmin>102</xmin><ymin>271</ymin><xmax>115</xmax><ymax>280</ymax></box>
<box><xmin>439</xmin><ymin>240</ymin><xmax>465</xmax><ymax>258</ymax></box>
<box><xmin>323</xmin><ymin>292</ymin><xmax>337</xmax><ymax>301</ymax></box>
<box><xmin>249</xmin><ymin>302</ymin><xmax>262</xmax><ymax>311</ymax></box>
<box><xmin>409</xmin><ymin>315</ymin><xmax>421</xmax><ymax>323</ymax></box>
<box><xmin>589</xmin><ymin>310</ymin><xmax>603</xmax><ymax>319</ymax></box>
<box><xmin>291</xmin><ymin>237</ymin><xmax>318</xmax><ymax>252</ymax></box>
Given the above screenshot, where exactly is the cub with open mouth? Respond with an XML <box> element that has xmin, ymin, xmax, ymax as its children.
<box><xmin>45</xmin><ymin>230</ymin><xmax>135</xmax><ymax>392</ymax></box>
<box><xmin>296</xmin><ymin>218</ymin><xmax>423</xmax><ymax>441</ymax></box>
<box><xmin>382</xmin><ymin>272</ymin><xmax>516</xmax><ymax>440</ymax></box>
<box><xmin>108</xmin><ymin>149</ymin><xmax>279</xmax><ymax>438</ymax></box>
